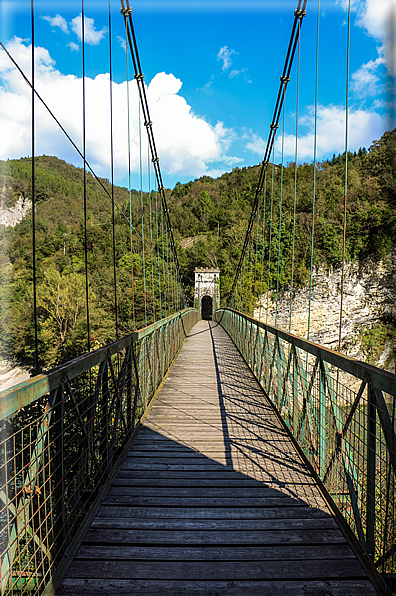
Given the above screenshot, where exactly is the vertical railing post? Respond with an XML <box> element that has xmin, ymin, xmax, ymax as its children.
<box><xmin>319</xmin><ymin>358</ymin><xmax>326</xmax><ymax>479</ymax></box>
<box><xmin>126</xmin><ymin>345</ymin><xmax>133</xmax><ymax>430</ymax></box>
<box><xmin>101</xmin><ymin>360</ymin><xmax>109</xmax><ymax>473</ymax></box>
<box><xmin>292</xmin><ymin>345</ymin><xmax>298</xmax><ymax>434</ymax></box>
<box><xmin>53</xmin><ymin>386</ymin><xmax>65</xmax><ymax>564</ymax></box>
<box><xmin>366</xmin><ymin>383</ymin><xmax>376</xmax><ymax>560</ymax></box>
<box><xmin>275</xmin><ymin>337</ymin><xmax>282</xmax><ymax>409</ymax></box>
<box><xmin>131</xmin><ymin>343</ymin><xmax>140</xmax><ymax>427</ymax></box>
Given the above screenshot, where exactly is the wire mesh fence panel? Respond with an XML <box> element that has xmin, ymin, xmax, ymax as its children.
<box><xmin>215</xmin><ymin>307</ymin><xmax>396</xmax><ymax>584</ymax></box>
<box><xmin>0</xmin><ymin>308</ymin><xmax>198</xmax><ymax>596</ymax></box>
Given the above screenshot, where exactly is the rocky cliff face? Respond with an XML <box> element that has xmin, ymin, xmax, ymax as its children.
<box><xmin>0</xmin><ymin>196</ymin><xmax>32</xmax><ymax>227</ymax></box>
<box><xmin>254</xmin><ymin>248</ymin><xmax>396</xmax><ymax>373</ymax></box>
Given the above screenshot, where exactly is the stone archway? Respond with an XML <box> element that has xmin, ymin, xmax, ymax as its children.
<box><xmin>201</xmin><ymin>295</ymin><xmax>213</xmax><ymax>320</ymax></box>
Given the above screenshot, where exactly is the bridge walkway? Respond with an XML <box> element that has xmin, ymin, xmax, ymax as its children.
<box><xmin>58</xmin><ymin>320</ymin><xmax>378</xmax><ymax>595</ymax></box>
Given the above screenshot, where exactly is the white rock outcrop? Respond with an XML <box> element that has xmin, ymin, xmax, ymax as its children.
<box><xmin>254</xmin><ymin>248</ymin><xmax>396</xmax><ymax>372</ymax></box>
<box><xmin>0</xmin><ymin>196</ymin><xmax>32</xmax><ymax>227</ymax></box>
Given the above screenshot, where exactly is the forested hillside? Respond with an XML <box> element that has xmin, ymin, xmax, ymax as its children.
<box><xmin>0</xmin><ymin>129</ymin><xmax>395</xmax><ymax>372</ymax></box>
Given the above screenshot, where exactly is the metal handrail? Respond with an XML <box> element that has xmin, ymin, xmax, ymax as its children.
<box><xmin>0</xmin><ymin>308</ymin><xmax>198</xmax><ymax>595</ymax></box>
<box><xmin>215</xmin><ymin>307</ymin><xmax>396</xmax><ymax>584</ymax></box>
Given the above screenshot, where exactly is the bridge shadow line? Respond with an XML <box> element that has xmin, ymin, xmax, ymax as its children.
<box><xmin>209</xmin><ymin>321</ymin><xmax>234</xmax><ymax>470</ymax></box>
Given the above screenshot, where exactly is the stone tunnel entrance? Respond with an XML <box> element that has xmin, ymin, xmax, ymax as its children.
<box><xmin>201</xmin><ymin>295</ymin><xmax>213</xmax><ymax>320</ymax></box>
<box><xmin>194</xmin><ymin>268</ymin><xmax>220</xmax><ymax>320</ymax></box>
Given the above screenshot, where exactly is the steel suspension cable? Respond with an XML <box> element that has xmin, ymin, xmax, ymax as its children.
<box><xmin>121</xmin><ymin>0</ymin><xmax>185</xmax><ymax>308</ymax></box>
<box><xmin>338</xmin><ymin>0</ymin><xmax>351</xmax><ymax>354</ymax></box>
<box><xmin>165</xmin><ymin>219</ymin><xmax>171</xmax><ymax>312</ymax></box>
<box><xmin>249</xmin><ymin>208</ymin><xmax>255</xmax><ymax>313</ymax></box>
<box><xmin>31</xmin><ymin>0</ymin><xmax>39</xmax><ymax>374</ymax></box>
<box><xmin>275</xmin><ymin>104</ymin><xmax>285</xmax><ymax>328</ymax></box>
<box><xmin>254</xmin><ymin>193</ymin><xmax>260</xmax><ymax>301</ymax></box>
<box><xmin>148</xmin><ymin>144</ymin><xmax>156</xmax><ymax>321</ymax></box>
<box><xmin>266</xmin><ymin>153</ymin><xmax>275</xmax><ymax>325</ymax></box>
<box><xmin>138</xmin><ymin>104</ymin><xmax>148</xmax><ymax>327</ymax></box>
<box><xmin>160</xmin><ymin>204</ymin><xmax>167</xmax><ymax>316</ymax></box>
<box><xmin>289</xmin><ymin>16</ymin><xmax>301</xmax><ymax>332</ymax></box>
<box><xmin>125</xmin><ymin>26</ymin><xmax>136</xmax><ymax>331</ymax></box>
<box><xmin>82</xmin><ymin>0</ymin><xmax>91</xmax><ymax>353</ymax></box>
<box><xmin>307</xmin><ymin>0</ymin><xmax>320</xmax><ymax>342</ymax></box>
<box><xmin>259</xmin><ymin>175</ymin><xmax>268</xmax><ymax>320</ymax></box>
<box><xmin>227</xmin><ymin>0</ymin><xmax>306</xmax><ymax>306</ymax></box>
<box><xmin>155</xmin><ymin>189</ymin><xmax>162</xmax><ymax>319</ymax></box>
<box><xmin>108</xmin><ymin>0</ymin><xmax>119</xmax><ymax>340</ymax></box>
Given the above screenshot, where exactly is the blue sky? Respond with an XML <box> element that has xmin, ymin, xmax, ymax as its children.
<box><xmin>0</xmin><ymin>0</ymin><xmax>394</xmax><ymax>190</ymax></box>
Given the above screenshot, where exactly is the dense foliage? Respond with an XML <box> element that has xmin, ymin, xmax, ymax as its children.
<box><xmin>172</xmin><ymin>130</ymin><xmax>395</xmax><ymax>302</ymax></box>
<box><xmin>0</xmin><ymin>129</ymin><xmax>395</xmax><ymax>371</ymax></box>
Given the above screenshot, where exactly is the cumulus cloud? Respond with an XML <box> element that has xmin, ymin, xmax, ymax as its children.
<box><xmin>0</xmin><ymin>37</ymin><xmax>232</xmax><ymax>181</ymax></box>
<box><xmin>358</xmin><ymin>0</ymin><xmax>396</xmax><ymax>81</ymax></box>
<box><xmin>117</xmin><ymin>36</ymin><xmax>126</xmax><ymax>52</ymax></box>
<box><xmin>146</xmin><ymin>72</ymin><xmax>231</xmax><ymax>175</ymax></box>
<box><xmin>245</xmin><ymin>105</ymin><xmax>388</xmax><ymax>160</ymax></box>
<box><xmin>42</xmin><ymin>14</ymin><xmax>69</xmax><ymax>34</ymax></box>
<box><xmin>217</xmin><ymin>46</ymin><xmax>237</xmax><ymax>71</ymax></box>
<box><xmin>338</xmin><ymin>0</ymin><xmax>396</xmax><ymax>99</ymax></box>
<box><xmin>68</xmin><ymin>42</ymin><xmax>79</xmax><ymax>52</ymax></box>
<box><xmin>70</xmin><ymin>14</ymin><xmax>107</xmax><ymax>46</ymax></box>
<box><xmin>245</xmin><ymin>131</ymin><xmax>266</xmax><ymax>156</ymax></box>
<box><xmin>351</xmin><ymin>57</ymin><xmax>384</xmax><ymax>96</ymax></box>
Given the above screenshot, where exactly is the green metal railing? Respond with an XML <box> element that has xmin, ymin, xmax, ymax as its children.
<box><xmin>0</xmin><ymin>308</ymin><xmax>198</xmax><ymax>596</ymax></box>
<box><xmin>215</xmin><ymin>307</ymin><xmax>396</xmax><ymax>584</ymax></box>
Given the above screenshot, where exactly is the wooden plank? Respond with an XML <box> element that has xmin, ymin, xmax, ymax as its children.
<box><xmin>111</xmin><ymin>477</ymin><xmax>319</xmax><ymax>488</ymax></box>
<box><xmin>58</xmin><ymin>578</ymin><xmax>378</xmax><ymax>595</ymax></box>
<box><xmin>101</xmin><ymin>495</ymin><xmax>312</xmax><ymax>508</ymax></box>
<box><xmin>83</xmin><ymin>528</ymin><xmax>346</xmax><ymax>545</ymax></box>
<box><xmin>106</xmin><ymin>486</ymin><xmax>297</xmax><ymax>498</ymax></box>
<box><xmin>75</xmin><ymin>544</ymin><xmax>355</xmax><ymax>561</ymax></box>
<box><xmin>113</xmin><ymin>470</ymin><xmax>314</xmax><ymax>480</ymax></box>
<box><xmin>95</xmin><ymin>509</ymin><xmax>336</xmax><ymax>524</ymax></box>
<box><xmin>64</xmin><ymin>559</ymin><xmax>367</xmax><ymax>580</ymax></box>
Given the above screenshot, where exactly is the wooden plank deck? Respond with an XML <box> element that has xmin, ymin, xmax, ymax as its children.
<box><xmin>58</xmin><ymin>320</ymin><xmax>379</xmax><ymax>595</ymax></box>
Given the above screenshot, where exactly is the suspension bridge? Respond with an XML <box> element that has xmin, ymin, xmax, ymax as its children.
<box><xmin>0</xmin><ymin>1</ymin><xmax>395</xmax><ymax>595</ymax></box>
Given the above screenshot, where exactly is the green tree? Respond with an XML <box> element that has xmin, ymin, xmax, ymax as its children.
<box><xmin>37</xmin><ymin>270</ymin><xmax>93</xmax><ymax>366</ymax></box>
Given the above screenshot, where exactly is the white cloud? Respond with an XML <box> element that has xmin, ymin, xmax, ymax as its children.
<box><xmin>117</xmin><ymin>36</ymin><xmax>126</xmax><ymax>52</ymax></box>
<box><xmin>146</xmin><ymin>72</ymin><xmax>232</xmax><ymax>175</ymax></box>
<box><xmin>68</xmin><ymin>42</ymin><xmax>79</xmax><ymax>52</ymax></box>
<box><xmin>217</xmin><ymin>46</ymin><xmax>236</xmax><ymax>71</ymax></box>
<box><xmin>338</xmin><ymin>0</ymin><xmax>396</xmax><ymax>91</ymax></box>
<box><xmin>336</xmin><ymin>0</ymin><xmax>359</xmax><ymax>12</ymax></box>
<box><xmin>279</xmin><ymin>105</ymin><xmax>387</xmax><ymax>159</ymax></box>
<box><xmin>357</xmin><ymin>0</ymin><xmax>396</xmax><ymax>79</ymax></box>
<box><xmin>356</xmin><ymin>0</ymin><xmax>394</xmax><ymax>44</ymax></box>
<box><xmin>214</xmin><ymin>121</ymin><xmax>237</xmax><ymax>151</ymax></box>
<box><xmin>42</xmin><ymin>14</ymin><xmax>69</xmax><ymax>34</ymax></box>
<box><xmin>0</xmin><ymin>38</ymin><xmax>232</xmax><ymax>181</ymax></box>
<box><xmin>205</xmin><ymin>168</ymin><xmax>228</xmax><ymax>178</ymax></box>
<box><xmin>245</xmin><ymin>105</ymin><xmax>388</xmax><ymax>160</ymax></box>
<box><xmin>245</xmin><ymin>131</ymin><xmax>266</xmax><ymax>156</ymax></box>
<box><xmin>70</xmin><ymin>14</ymin><xmax>107</xmax><ymax>46</ymax></box>
<box><xmin>351</xmin><ymin>57</ymin><xmax>384</xmax><ymax>96</ymax></box>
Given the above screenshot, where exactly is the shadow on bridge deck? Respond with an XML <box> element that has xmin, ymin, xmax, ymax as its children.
<box><xmin>58</xmin><ymin>320</ymin><xmax>378</xmax><ymax>595</ymax></box>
